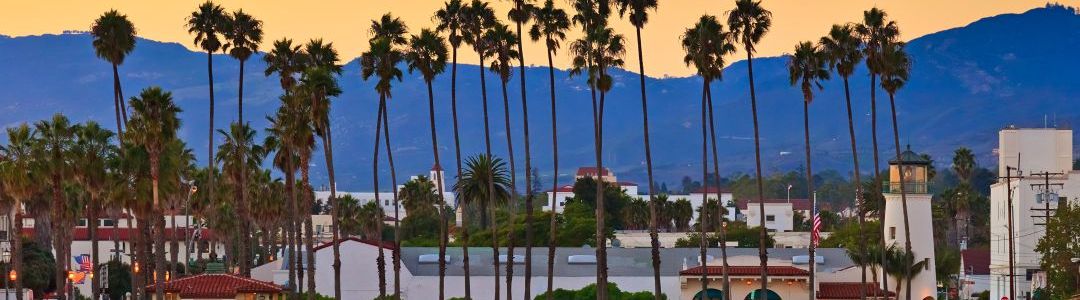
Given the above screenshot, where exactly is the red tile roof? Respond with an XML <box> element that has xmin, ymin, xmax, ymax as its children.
<box><xmin>144</xmin><ymin>274</ymin><xmax>282</xmax><ymax>298</ymax></box>
<box><xmin>679</xmin><ymin>266</ymin><xmax>810</xmax><ymax>277</ymax></box>
<box><xmin>818</xmin><ymin>282</ymin><xmax>895</xmax><ymax>299</ymax></box>
<box><xmin>961</xmin><ymin>248</ymin><xmax>991</xmax><ymax>275</ymax></box>
<box><xmin>547</xmin><ymin>184</ymin><xmax>575</xmax><ymax>193</ymax></box>
<box><xmin>737</xmin><ymin>199</ymin><xmax>812</xmax><ymax>211</ymax></box>
<box><xmin>576</xmin><ymin>167</ymin><xmax>611</xmax><ymax>177</ymax></box>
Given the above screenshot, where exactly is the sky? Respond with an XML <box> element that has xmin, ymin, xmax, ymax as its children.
<box><xmin>1</xmin><ymin>0</ymin><xmax>1076</xmax><ymax>77</ymax></box>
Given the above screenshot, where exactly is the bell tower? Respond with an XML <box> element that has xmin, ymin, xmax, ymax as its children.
<box><xmin>881</xmin><ymin>145</ymin><xmax>938</xmax><ymax>300</ymax></box>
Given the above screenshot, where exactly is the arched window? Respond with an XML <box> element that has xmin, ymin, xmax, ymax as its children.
<box><xmin>744</xmin><ymin>289</ymin><xmax>782</xmax><ymax>300</ymax></box>
<box><xmin>694</xmin><ymin>289</ymin><xmax>724</xmax><ymax>300</ymax></box>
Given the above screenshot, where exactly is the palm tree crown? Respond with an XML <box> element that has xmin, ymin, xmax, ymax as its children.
<box><xmin>360</xmin><ymin>38</ymin><xmax>405</xmax><ymax>99</ymax></box>
<box><xmin>614</xmin><ymin>0</ymin><xmax>657</xmax><ymax>28</ymax></box>
<box><xmin>484</xmin><ymin>23</ymin><xmax>520</xmax><ymax>83</ymax></box>
<box><xmin>435</xmin><ymin>0</ymin><xmax>467</xmax><ymax>49</ymax></box>
<box><xmin>879</xmin><ymin>41</ymin><xmax>911</xmax><ymax>94</ymax></box>
<box><xmin>223</xmin><ymin>9</ymin><xmax>263</xmax><ymax>63</ymax></box>
<box><xmin>91</xmin><ymin>10</ymin><xmax>137</xmax><ymax>65</ymax></box>
<box><xmin>263</xmin><ymin>39</ymin><xmax>307</xmax><ymax>92</ymax></box>
<box><xmin>788</xmin><ymin>41</ymin><xmax>830</xmax><ymax>103</ymax></box>
<box><xmin>405</xmin><ymin>29</ymin><xmax>450</xmax><ymax>82</ymax></box>
<box><xmin>681</xmin><ymin>15</ymin><xmax>735</xmax><ymax>83</ymax></box>
<box><xmin>528</xmin><ymin>0</ymin><xmax>570</xmax><ymax>52</ymax></box>
<box><xmin>727</xmin><ymin>0</ymin><xmax>772</xmax><ymax>53</ymax></box>
<box><xmin>186</xmin><ymin>1</ymin><xmax>227</xmax><ymax>53</ymax></box>
<box><xmin>818</xmin><ymin>24</ymin><xmax>863</xmax><ymax>78</ymax></box>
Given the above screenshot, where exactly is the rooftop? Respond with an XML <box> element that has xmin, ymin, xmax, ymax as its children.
<box><xmin>817</xmin><ymin>282</ymin><xmax>895</xmax><ymax>299</ymax></box>
<box><xmin>737</xmin><ymin>199</ymin><xmax>812</xmax><ymax>211</ymax></box>
<box><xmin>144</xmin><ymin>274</ymin><xmax>282</xmax><ymax>298</ymax></box>
<box><xmin>961</xmin><ymin>248</ymin><xmax>991</xmax><ymax>275</ymax></box>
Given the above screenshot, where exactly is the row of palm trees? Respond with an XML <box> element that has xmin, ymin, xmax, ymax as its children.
<box><xmin>7</xmin><ymin>1</ymin><xmax>920</xmax><ymax>300</ymax></box>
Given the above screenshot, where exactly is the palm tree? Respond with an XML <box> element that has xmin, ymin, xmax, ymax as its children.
<box><xmin>453</xmin><ymin>155</ymin><xmax>512</xmax><ymax>229</ymax></box>
<box><xmin>681</xmin><ymin>15</ymin><xmax>734</xmax><ymax>300</ymax></box>
<box><xmin>727</xmin><ymin>1</ymin><xmax>772</xmax><ymax>296</ymax></box>
<box><xmin>185</xmin><ymin>2</ymin><xmax>227</xmax><ymax>265</ymax></box>
<box><xmin>434</xmin><ymin>1</ymin><xmax>473</xmax><ymax>295</ymax></box>
<box><xmin>71</xmin><ymin>122</ymin><xmax>116</xmax><ymax>300</ymax></box>
<box><xmin>404</xmin><ymin>28</ymin><xmax>450</xmax><ymax>298</ymax></box>
<box><xmin>882</xmin><ymin>245</ymin><xmax>927</xmax><ymax>298</ymax></box>
<box><xmin>819</xmin><ymin>23</ymin><xmax>869</xmax><ymax>299</ymax></box>
<box><xmin>612</xmin><ymin>0</ymin><xmax>661</xmax><ymax>296</ymax></box>
<box><xmin>361</xmin><ymin>19</ymin><xmax>406</xmax><ymax>295</ymax></box>
<box><xmin>507</xmin><ymin>1</ymin><xmax>539</xmax><ymax>296</ymax></box>
<box><xmin>879</xmin><ymin>40</ymin><xmax>913</xmax><ymax>300</ymax></box>
<box><xmin>484</xmin><ymin>22</ymin><xmax>522</xmax><ymax>299</ymax></box>
<box><xmin>527</xmin><ymin>1</ymin><xmax>569</xmax><ymax>297</ymax></box>
<box><xmin>127</xmin><ymin>87</ymin><xmax>183</xmax><ymax>300</ymax></box>
<box><xmin>461</xmin><ymin>1</ymin><xmax>501</xmax><ymax>296</ymax></box>
<box><xmin>264</xmin><ymin>95</ymin><xmax>306</xmax><ymax>298</ymax></box>
<box><xmin>264</xmin><ymin>39</ymin><xmax>307</xmax><ymax>94</ymax></box>
<box><xmin>91</xmin><ymin>10</ymin><xmax>137</xmax><ymax>135</ymax></box>
<box><xmin>33</xmin><ymin>114</ymin><xmax>76</xmax><ymax>300</ymax></box>
<box><xmin>214</xmin><ymin>122</ymin><xmax>264</xmax><ymax>274</ymax></box>
<box><xmin>298</xmin><ymin>38</ymin><xmax>344</xmax><ymax>299</ymax></box>
<box><xmin>0</xmin><ymin>124</ymin><xmax>34</xmax><ymax>300</ymax></box>
<box><xmin>400</xmin><ymin>177</ymin><xmax>442</xmax><ymax>216</ymax></box>
<box><xmin>856</xmin><ymin>10</ymin><xmax>899</xmax><ymax>290</ymax></box>
<box><xmin>787</xmin><ymin>40</ymin><xmax>829</xmax><ymax>300</ymax></box>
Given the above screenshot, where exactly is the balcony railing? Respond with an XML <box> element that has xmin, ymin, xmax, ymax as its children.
<box><xmin>882</xmin><ymin>181</ymin><xmax>930</xmax><ymax>194</ymax></box>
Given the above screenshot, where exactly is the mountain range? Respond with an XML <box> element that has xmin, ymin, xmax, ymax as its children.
<box><xmin>0</xmin><ymin>4</ymin><xmax>1077</xmax><ymax>191</ymax></box>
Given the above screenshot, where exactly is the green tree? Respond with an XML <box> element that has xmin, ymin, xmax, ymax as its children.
<box><xmin>1035</xmin><ymin>201</ymin><xmax>1079</xmax><ymax>298</ymax></box>
<box><xmin>90</xmin><ymin>10</ymin><xmax>137</xmax><ymax>134</ymax></box>
<box><xmin>1</xmin><ymin>125</ymin><xmax>35</xmax><ymax>300</ymax></box>
<box><xmin>215</xmin><ymin>122</ymin><xmax>264</xmax><ymax>274</ymax></box>
<box><xmin>20</xmin><ymin>239</ymin><xmax>57</xmax><ymax>300</ymax></box>
<box><xmin>400</xmin><ymin>176</ymin><xmax>442</xmax><ymax>217</ymax></box>
<box><xmin>102</xmin><ymin>260</ymin><xmax>132</xmax><ymax>300</ymax></box>
<box><xmin>32</xmin><ymin>114</ymin><xmax>75</xmax><ymax>300</ymax></box>
<box><xmin>71</xmin><ymin>121</ymin><xmax>116</xmax><ymax>300</ymax></box>
<box><xmin>533</xmin><ymin>283</ymin><xmax>666</xmax><ymax>300</ymax></box>
<box><xmin>670</xmin><ymin>199</ymin><xmax>693</xmax><ymax>232</ymax></box>
<box><xmin>727</xmin><ymin>0</ymin><xmax>773</xmax><ymax>295</ymax></box>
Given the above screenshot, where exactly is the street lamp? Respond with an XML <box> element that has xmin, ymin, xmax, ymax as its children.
<box><xmin>2</xmin><ymin>247</ymin><xmax>10</xmax><ymax>300</ymax></box>
<box><xmin>183</xmin><ymin>182</ymin><xmax>197</xmax><ymax>276</ymax></box>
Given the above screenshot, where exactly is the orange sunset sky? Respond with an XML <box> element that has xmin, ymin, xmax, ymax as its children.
<box><xmin>1</xmin><ymin>0</ymin><xmax>1076</xmax><ymax>77</ymax></box>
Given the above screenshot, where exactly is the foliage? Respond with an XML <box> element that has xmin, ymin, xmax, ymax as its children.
<box><xmin>1035</xmin><ymin>201</ymin><xmax>1079</xmax><ymax>299</ymax></box>
<box><xmin>569</xmin><ymin>177</ymin><xmax>631</xmax><ymax>229</ymax></box>
<box><xmin>532</xmin><ymin>283</ymin><xmax>665</xmax><ymax>300</ymax></box>
<box><xmin>20</xmin><ymin>239</ymin><xmax>57</xmax><ymax>298</ymax></box>
<box><xmin>935</xmin><ymin>247</ymin><xmax>960</xmax><ymax>286</ymax></box>
<box><xmin>464</xmin><ymin>202</ymin><xmax>607</xmax><ymax>247</ymax></box>
<box><xmin>820</xmin><ymin>220</ymin><xmax>881</xmax><ymax>249</ymax></box>
<box><xmin>692</xmin><ymin>198</ymin><xmax>728</xmax><ymax>232</ymax></box>
<box><xmin>674</xmin><ymin>222</ymin><xmax>774</xmax><ymax>248</ymax></box>
<box><xmin>102</xmin><ymin>260</ymin><xmax>132</xmax><ymax>300</ymax></box>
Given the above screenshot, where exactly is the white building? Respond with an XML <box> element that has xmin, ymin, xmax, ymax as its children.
<box><xmin>739</xmin><ymin>198</ymin><xmax>811</xmax><ymax>232</ymax></box>
<box><xmin>879</xmin><ymin>145</ymin><xmax>937</xmax><ymax>300</ymax></box>
<box><xmin>253</xmin><ymin>238</ymin><xmax>888</xmax><ymax>300</ymax></box>
<box><xmin>545</xmin><ymin>167</ymin><xmax>734</xmax><ymax>223</ymax></box>
<box><xmin>960</xmin><ymin>248</ymin><xmax>991</xmax><ymax>300</ymax></box>
<box><xmin>989</xmin><ymin>127</ymin><xmax>1078</xmax><ymax>300</ymax></box>
<box><xmin>314</xmin><ymin>166</ymin><xmax>456</xmax><ymax>222</ymax></box>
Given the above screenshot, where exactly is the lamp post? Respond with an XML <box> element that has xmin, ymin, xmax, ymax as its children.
<box><xmin>3</xmin><ymin>247</ymin><xmax>10</xmax><ymax>300</ymax></box>
<box><xmin>183</xmin><ymin>182</ymin><xmax>197</xmax><ymax>276</ymax></box>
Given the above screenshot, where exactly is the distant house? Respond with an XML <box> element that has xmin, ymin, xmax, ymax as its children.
<box><xmin>960</xmin><ymin>248</ymin><xmax>991</xmax><ymax>299</ymax></box>
<box><xmin>144</xmin><ymin>273</ymin><xmax>284</xmax><ymax>300</ymax></box>
<box><xmin>739</xmin><ymin>198</ymin><xmax>811</xmax><ymax>232</ymax></box>
<box><xmin>544</xmin><ymin>167</ymin><xmax>734</xmax><ymax>223</ymax></box>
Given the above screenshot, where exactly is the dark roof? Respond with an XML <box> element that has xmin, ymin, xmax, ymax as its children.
<box><xmin>679</xmin><ymin>265</ymin><xmax>810</xmax><ymax>276</ymax></box>
<box><xmin>961</xmin><ymin>248</ymin><xmax>991</xmax><ymax>275</ymax></box>
<box><xmin>737</xmin><ymin>199</ymin><xmax>812</xmax><ymax>211</ymax></box>
<box><xmin>144</xmin><ymin>274</ymin><xmax>282</xmax><ymax>298</ymax></box>
<box><xmin>818</xmin><ymin>282</ymin><xmax>895</xmax><ymax>299</ymax></box>
<box><xmin>312</xmin><ymin>237</ymin><xmax>398</xmax><ymax>252</ymax></box>
<box><xmin>546</xmin><ymin>181</ymin><xmax>637</xmax><ymax>193</ymax></box>
<box><xmin>889</xmin><ymin>145</ymin><xmax>930</xmax><ymax>165</ymax></box>
<box><xmin>576</xmin><ymin>167</ymin><xmax>612</xmax><ymax>176</ymax></box>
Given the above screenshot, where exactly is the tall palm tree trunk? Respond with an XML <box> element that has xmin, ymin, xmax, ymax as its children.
<box><xmin>544</xmin><ymin>44</ymin><xmax>560</xmax><ymax>300</ymax></box>
<box><xmin>801</xmin><ymin>97</ymin><xmax>816</xmax><ymax>300</ymax></box>
<box><xmin>478</xmin><ymin>55</ymin><xmax>501</xmax><ymax>300</ymax></box>
<box><xmin>89</xmin><ymin>195</ymin><xmax>99</xmax><ymax>300</ymax></box>
<box><xmin>12</xmin><ymin>204</ymin><xmax>24</xmax><ymax>300</ymax></box>
<box><xmin>705</xmin><ymin>86</ymin><xmax>731</xmax><ymax>300</ymax></box>
<box><xmin>871</xmin><ymin>73</ymin><xmax>889</xmax><ymax>296</ymax></box>
<box><xmin>205</xmin><ymin>50</ymin><xmax>219</xmax><ymax>276</ymax></box>
<box><xmin>155</xmin><ymin>211</ymin><xmax>167</xmax><ymax>300</ymax></box>
<box><xmin>381</xmin><ymin>95</ymin><xmax>402</xmax><ymax>298</ymax></box>
<box><xmin>888</xmin><ymin>92</ymin><xmax>913</xmax><ymax>300</ymax></box>
<box><xmin>171</xmin><ymin>209</ymin><xmax>179</xmax><ymax>275</ymax></box>
<box><xmin>745</xmin><ymin>51</ymin><xmax>769</xmax><ymax>300</ymax></box>
<box><xmin>51</xmin><ymin>181</ymin><xmax>66</xmax><ymax>300</ymax></box>
<box><xmin>373</xmin><ymin>97</ymin><xmax>388</xmax><ymax>298</ymax></box>
<box><xmin>698</xmin><ymin>83</ymin><xmax>710</xmax><ymax>299</ymax></box>
<box><xmin>449</xmin><ymin>46</ymin><xmax>472</xmax><ymax>300</ymax></box>
<box><xmin>237</xmin><ymin>59</ymin><xmax>250</xmax><ymax>277</ymax></box>
<box><xmin>424</xmin><ymin>78</ymin><xmax>450</xmax><ymax>300</ymax></box>
<box><xmin>841</xmin><ymin>76</ymin><xmax>869</xmax><ymax>300</ymax></box>
<box><xmin>499</xmin><ymin>78</ymin><xmax>518</xmax><ymax>300</ymax></box>
<box><xmin>284</xmin><ymin>154</ymin><xmax>297</xmax><ymax>298</ymax></box>
<box><xmin>111</xmin><ymin>64</ymin><xmax>124</xmax><ymax>134</ymax></box>
<box><xmin>633</xmin><ymin>25</ymin><xmax>663</xmax><ymax>300</ymax></box>
<box><xmin>509</xmin><ymin>9</ymin><xmax>535</xmax><ymax>300</ymax></box>
<box><xmin>302</xmin><ymin>167</ymin><xmax>316</xmax><ymax>300</ymax></box>
<box><xmin>321</xmin><ymin>119</ymin><xmax>343</xmax><ymax>300</ymax></box>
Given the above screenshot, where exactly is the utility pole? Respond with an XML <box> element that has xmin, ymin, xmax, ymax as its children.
<box><xmin>999</xmin><ymin>166</ymin><xmax>1024</xmax><ymax>300</ymax></box>
<box><xmin>1028</xmin><ymin>171</ymin><xmax>1063</xmax><ymax>227</ymax></box>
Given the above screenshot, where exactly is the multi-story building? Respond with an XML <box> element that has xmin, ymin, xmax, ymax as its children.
<box><xmin>989</xmin><ymin>127</ymin><xmax>1077</xmax><ymax>300</ymax></box>
<box><xmin>313</xmin><ymin>165</ymin><xmax>456</xmax><ymax>223</ymax></box>
<box><xmin>739</xmin><ymin>198</ymin><xmax>811</xmax><ymax>232</ymax></box>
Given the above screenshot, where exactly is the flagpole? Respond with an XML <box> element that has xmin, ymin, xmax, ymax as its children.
<box><xmin>809</xmin><ymin>192</ymin><xmax>817</xmax><ymax>300</ymax></box>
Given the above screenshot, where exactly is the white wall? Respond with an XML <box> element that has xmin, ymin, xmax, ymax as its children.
<box><xmin>252</xmin><ymin>240</ymin><xmax>401</xmax><ymax>300</ymax></box>
<box><xmin>745</xmin><ymin>203</ymin><xmax>795</xmax><ymax>232</ymax></box>
<box><xmin>880</xmin><ymin>193</ymin><xmax>937</xmax><ymax>300</ymax></box>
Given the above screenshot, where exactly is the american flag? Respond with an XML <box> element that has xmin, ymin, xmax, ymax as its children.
<box><xmin>74</xmin><ymin>254</ymin><xmax>92</xmax><ymax>272</ymax></box>
<box><xmin>810</xmin><ymin>197</ymin><xmax>821</xmax><ymax>247</ymax></box>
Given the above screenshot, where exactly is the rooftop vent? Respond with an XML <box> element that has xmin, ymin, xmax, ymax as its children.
<box><xmin>567</xmin><ymin>255</ymin><xmax>597</xmax><ymax>265</ymax></box>
<box><xmin>498</xmin><ymin>254</ymin><xmax>525</xmax><ymax>264</ymax></box>
<box><xmin>419</xmin><ymin>254</ymin><xmax>450</xmax><ymax>264</ymax></box>
<box><xmin>791</xmin><ymin>255</ymin><xmax>824</xmax><ymax>265</ymax></box>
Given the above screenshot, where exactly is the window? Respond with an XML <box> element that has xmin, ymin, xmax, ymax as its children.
<box><xmin>316</xmin><ymin>225</ymin><xmax>323</xmax><ymax>234</ymax></box>
<box><xmin>102</xmin><ymin>219</ymin><xmax>116</xmax><ymax>227</ymax></box>
<box><xmin>765</xmin><ymin>215</ymin><xmax>775</xmax><ymax>222</ymax></box>
<box><xmin>77</xmin><ymin>219</ymin><xmax>88</xmax><ymax>227</ymax></box>
<box><xmin>385</xmin><ymin>200</ymin><xmax>389</xmax><ymax>206</ymax></box>
<box><xmin>559</xmin><ymin>202</ymin><xmax>565</xmax><ymax>207</ymax></box>
<box><xmin>889</xmin><ymin>227</ymin><xmax>896</xmax><ymax>240</ymax></box>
